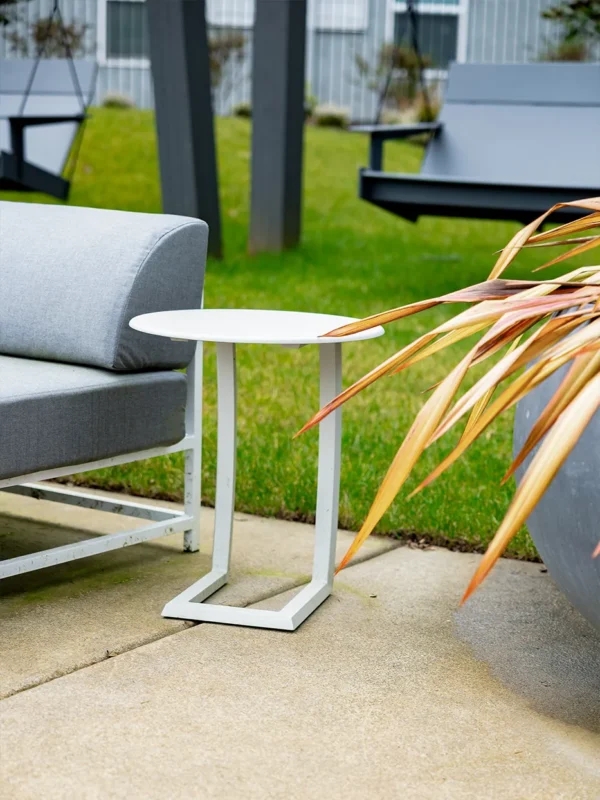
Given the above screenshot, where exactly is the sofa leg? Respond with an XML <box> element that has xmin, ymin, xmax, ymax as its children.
<box><xmin>183</xmin><ymin>530</ymin><xmax>200</xmax><ymax>552</ymax></box>
<box><xmin>183</xmin><ymin>526</ymin><xmax>200</xmax><ymax>553</ymax></box>
<box><xmin>183</xmin><ymin>342</ymin><xmax>203</xmax><ymax>553</ymax></box>
<box><xmin>183</xmin><ymin>448</ymin><xmax>201</xmax><ymax>552</ymax></box>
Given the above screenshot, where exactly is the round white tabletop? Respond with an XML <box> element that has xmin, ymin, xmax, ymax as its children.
<box><xmin>129</xmin><ymin>309</ymin><xmax>384</xmax><ymax>345</ymax></box>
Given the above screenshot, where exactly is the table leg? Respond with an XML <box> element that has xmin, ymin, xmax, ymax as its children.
<box><xmin>163</xmin><ymin>342</ymin><xmax>237</xmax><ymax>614</ymax></box>
<box><xmin>212</xmin><ymin>342</ymin><xmax>237</xmax><ymax>575</ymax></box>
<box><xmin>313</xmin><ymin>342</ymin><xmax>342</xmax><ymax>584</ymax></box>
<box><xmin>163</xmin><ymin>342</ymin><xmax>343</xmax><ymax>630</ymax></box>
<box><xmin>280</xmin><ymin>343</ymin><xmax>342</xmax><ymax>627</ymax></box>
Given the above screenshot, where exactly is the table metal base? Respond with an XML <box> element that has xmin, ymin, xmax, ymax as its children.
<box><xmin>162</xmin><ymin>572</ymin><xmax>333</xmax><ymax>631</ymax></box>
<box><xmin>162</xmin><ymin>341</ymin><xmax>342</xmax><ymax>631</ymax></box>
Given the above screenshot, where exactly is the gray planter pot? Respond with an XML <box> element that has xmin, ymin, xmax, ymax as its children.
<box><xmin>513</xmin><ymin>368</ymin><xmax>600</xmax><ymax>632</ymax></box>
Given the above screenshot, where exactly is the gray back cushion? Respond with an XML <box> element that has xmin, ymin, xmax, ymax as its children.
<box><xmin>422</xmin><ymin>63</ymin><xmax>600</xmax><ymax>188</ymax></box>
<box><xmin>0</xmin><ymin>201</ymin><xmax>207</xmax><ymax>371</ymax></box>
<box><xmin>0</xmin><ymin>59</ymin><xmax>98</xmax><ymax>174</ymax></box>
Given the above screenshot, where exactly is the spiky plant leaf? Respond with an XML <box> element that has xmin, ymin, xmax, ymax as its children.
<box><xmin>299</xmin><ymin>197</ymin><xmax>600</xmax><ymax>599</ymax></box>
<box><xmin>461</xmin><ymin>372</ymin><xmax>600</xmax><ymax>603</ymax></box>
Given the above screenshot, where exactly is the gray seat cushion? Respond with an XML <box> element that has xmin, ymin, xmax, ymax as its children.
<box><xmin>0</xmin><ymin>355</ymin><xmax>186</xmax><ymax>481</ymax></box>
<box><xmin>0</xmin><ymin>201</ymin><xmax>207</xmax><ymax>372</ymax></box>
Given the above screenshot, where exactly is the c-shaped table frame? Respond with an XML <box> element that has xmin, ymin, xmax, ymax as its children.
<box><xmin>162</xmin><ymin>341</ymin><xmax>342</xmax><ymax>630</ymax></box>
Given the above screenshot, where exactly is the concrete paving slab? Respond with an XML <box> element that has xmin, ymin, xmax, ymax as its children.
<box><xmin>1</xmin><ymin>545</ymin><xmax>598</xmax><ymax>799</ymax></box>
<box><xmin>456</xmin><ymin>557</ymin><xmax>600</xmax><ymax>733</ymax></box>
<box><xmin>0</xmin><ymin>486</ymin><xmax>397</xmax><ymax>698</ymax></box>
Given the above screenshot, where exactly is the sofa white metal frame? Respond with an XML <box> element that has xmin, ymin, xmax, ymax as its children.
<box><xmin>0</xmin><ymin>345</ymin><xmax>204</xmax><ymax>582</ymax></box>
<box><xmin>0</xmin><ymin>339</ymin><xmax>343</xmax><ymax>633</ymax></box>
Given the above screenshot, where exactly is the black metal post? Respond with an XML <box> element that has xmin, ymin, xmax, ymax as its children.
<box><xmin>249</xmin><ymin>0</ymin><xmax>307</xmax><ymax>254</ymax></box>
<box><xmin>147</xmin><ymin>0</ymin><xmax>222</xmax><ymax>259</ymax></box>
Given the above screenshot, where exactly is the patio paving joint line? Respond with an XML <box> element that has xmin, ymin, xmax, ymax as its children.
<box><xmin>1</xmin><ymin>541</ymin><xmax>403</xmax><ymax>701</ymax></box>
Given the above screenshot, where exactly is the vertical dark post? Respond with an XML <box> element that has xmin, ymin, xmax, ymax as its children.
<box><xmin>147</xmin><ymin>0</ymin><xmax>222</xmax><ymax>258</ymax></box>
<box><xmin>249</xmin><ymin>0</ymin><xmax>307</xmax><ymax>254</ymax></box>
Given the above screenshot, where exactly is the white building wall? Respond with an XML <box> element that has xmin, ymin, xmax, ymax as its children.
<box><xmin>1</xmin><ymin>0</ymin><xmax>599</xmax><ymax>118</ymax></box>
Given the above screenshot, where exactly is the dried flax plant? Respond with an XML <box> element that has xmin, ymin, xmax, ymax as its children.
<box><xmin>298</xmin><ymin>199</ymin><xmax>600</xmax><ymax>602</ymax></box>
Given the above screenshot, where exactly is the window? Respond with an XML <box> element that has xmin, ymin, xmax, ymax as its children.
<box><xmin>206</xmin><ymin>0</ymin><xmax>254</xmax><ymax>28</ymax></box>
<box><xmin>309</xmin><ymin>0</ymin><xmax>368</xmax><ymax>32</ymax></box>
<box><xmin>206</xmin><ymin>0</ymin><xmax>369</xmax><ymax>32</ymax></box>
<box><xmin>98</xmin><ymin>0</ymin><xmax>149</xmax><ymax>65</ymax></box>
<box><xmin>394</xmin><ymin>13</ymin><xmax>458</xmax><ymax>69</ymax></box>
<box><xmin>99</xmin><ymin>0</ymin><xmax>254</xmax><ymax>66</ymax></box>
<box><xmin>98</xmin><ymin>0</ymin><xmax>371</xmax><ymax>67</ymax></box>
<box><xmin>106</xmin><ymin>0</ymin><xmax>149</xmax><ymax>60</ymax></box>
<box><xmin>392</xmin><ymin>1</ymin><xmax>467</xmax><ymax>71</ymax></box>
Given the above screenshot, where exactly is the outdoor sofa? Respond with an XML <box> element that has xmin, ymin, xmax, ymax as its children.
<box><xmin>0</xmin><ymin>200</ymin><xmax>207</xmax><ymax>580</ymax></box>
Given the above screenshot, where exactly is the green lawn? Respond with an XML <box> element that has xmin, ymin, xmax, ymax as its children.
<box><xmin>1</xmin><ymin>109</ymin><xmax>554</xmax><ymax>559</ymax></box>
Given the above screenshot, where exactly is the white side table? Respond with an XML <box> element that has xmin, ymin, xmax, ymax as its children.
<box><xmin>130</xmin><ymin>309</ymin><xmax>384</xmax><ymax>630</ymax></box>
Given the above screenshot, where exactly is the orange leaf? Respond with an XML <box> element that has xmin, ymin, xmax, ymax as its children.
<box><xmin>461</xmin><ymin>372</ymin><xmax>600</xmax><ymax>603</ymax></box>
<box><xmin>323</xmin><ymin>280</ymin><xmax>561</xmax><ymax>338</ymax></box>
<box><xmin>410</xmin><ymin>357</ymin><xmax>563</xmax><ymax>497</ymax></box>
<box><xmin>525</xmin><ymin>235</ymin><xmax>600</xmax><ymax>250</ymax></box>
<box><xmin>335</xmin><ymin>355</ymin><xmax>473</xmax><ymax>572</ymax></box>
<box><xmin>534</xmin><ymin>235</ymin><xmax>600</xmax><ymax>271</ymax></box>
<box><xmin>504</xmin><ymin>351</ymin><xmax>600</xmax><ymax>483</ymax></box>
<box><xmin>295</xmin><ymin>332</ymin><xmax>437</xmax><ymax>437</ymax></box>
<box><xmin>431</xmin><ymin>314</ymin><xmax>589</xmax><ymax>443</ymax></box>
<box><xmin>528</xmin><ymin>212</ymin><xmax>600</xmax><ymax>244</ymax></box>
<box><xmin>489</xmin><ymin>199</ymin><xmax>600</xmax><ymax>280</ymax></box>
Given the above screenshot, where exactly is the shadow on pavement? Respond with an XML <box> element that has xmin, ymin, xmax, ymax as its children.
<box><xmin>456</xmin><ymin>561</ymin><xmax>600</xmax><ymax>734</ymax></box>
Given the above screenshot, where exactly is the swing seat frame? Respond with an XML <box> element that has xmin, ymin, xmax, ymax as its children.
<box><xmin>0</xmin><ymin>0</ymin><xmax>97</xmax><ymax>200</ymax></box>
<box><xmin>353</xmin><ymin>62</ymin><xmax>600</xmax><ymax>224</ymax></box>
<box><xmin>0</xmin><ymin>113</ymin><xmax>86</xmax><ymax>200</ymax></box>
